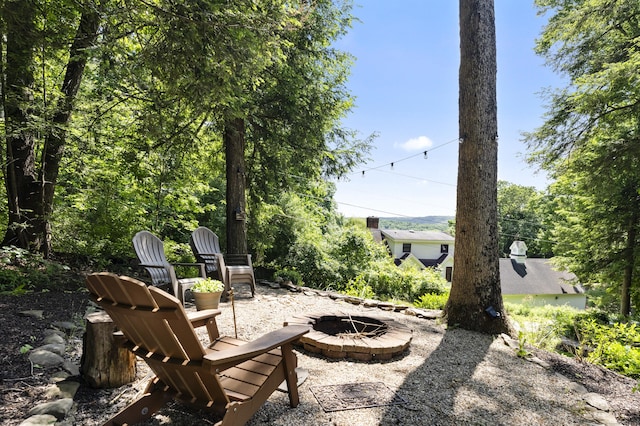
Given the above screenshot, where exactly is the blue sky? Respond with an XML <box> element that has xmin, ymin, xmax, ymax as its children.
<box><xmin>332</xmin><ymin>1</ymin><xmax>564</xmax><ymax>218</ymax></box>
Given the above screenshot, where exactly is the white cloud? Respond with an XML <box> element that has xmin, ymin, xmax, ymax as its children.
<box><xmin>398</xmin><ymin>135</ymin><xmax>433</xmax><ymax>151</ymax></box>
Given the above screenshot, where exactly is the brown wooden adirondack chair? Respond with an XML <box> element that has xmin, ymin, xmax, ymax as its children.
<box><xmin>215</xmin><ymin>253</ymin><xmax>256</xmax><ymax>298</ymax></box>
<box><xmin>133</xmin><ymin>230</ymin><xmax>207</xmax><ymax>304</ymax></box>
<box><xmin>189</xmin><ymin>226</ymin><xmax>222</xmax><ymax>277</ymax></box>
<box><xmin>85</xmin><ymin>272</ymin><xmax>309</xmax><ymax>426</ymax></box>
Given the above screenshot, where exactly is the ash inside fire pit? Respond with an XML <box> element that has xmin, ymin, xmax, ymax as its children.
<box><xmin>285</xmin><ymin>312</ymin><xmax>412</xmax><ymax>361</ymax></box>
<box><xmin>314</xmin><ymin>315</ymin><xmax>388</xmax><ymax>339</ymax></box>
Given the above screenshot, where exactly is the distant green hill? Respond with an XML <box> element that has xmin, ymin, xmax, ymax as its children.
<box><xmin>378</xmin><ymin>216</ymin><xmax>454</xmax><ymax>232</ymax></box>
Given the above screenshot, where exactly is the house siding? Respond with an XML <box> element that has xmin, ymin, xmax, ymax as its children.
<box><xmin>380</xmin><ymin>230</ymin><xmax>455</xmax><ymax>279</ymax></box>
<box><xmin>503</xmin><ymin>294</ymin><xmax>587</xmax><ymax>310</ymax></box>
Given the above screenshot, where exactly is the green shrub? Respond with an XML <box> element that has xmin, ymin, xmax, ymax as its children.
<box><xmin>0</xmin><ymin>246</ymin><xmax>71</xmax><ymax>293</ymax></box>
<box><xmin>273</xmin><ymin>268</ymin><xmax>303</xmax><ymax>285</ymax></box>
<box><xmin>576</xmin><ymin>319</ymin><xmax>640</xmax><ymax>378</ymax></box>
<box><xmin>505</xmin><ymin>303</ymin><xmax>581</xmax><ymax>352</ymax></box>
<box><xmin>414</xmin><ymin>291</ymin><xmax>449</xmax><ymax>310</ymax></box>
<box><xmin>344</xmin><ymin>275</ymin><xmax>376</xmax><ymax>299</ymax></box>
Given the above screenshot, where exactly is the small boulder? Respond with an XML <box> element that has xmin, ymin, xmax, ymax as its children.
<box><xmin>28</xmin><ymin>349</ymin><xmax>64</xmax><ymax>369</ymax></box>
<box><xmin>18</xmin><ymin>414</ymin><xmax>58</xmax><ymax>425</ymax></box>
<box><xmin>28</xmin><ymin>398</ymin><xmax>74</xmax><ymax>420</ymax></box>
<box><xmin>19</xmin><ymin>310</ymin><xmax>44</xmax><ymax>320</ymax></box>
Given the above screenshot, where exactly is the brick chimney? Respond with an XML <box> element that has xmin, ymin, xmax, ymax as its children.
<box><xmin>366</xmin><ymin>216</ymin><xmax>379</xmax><ymax>229</ymax></box>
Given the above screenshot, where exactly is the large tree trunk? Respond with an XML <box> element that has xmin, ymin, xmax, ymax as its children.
<box><xmin>2</xmin><ymin>2</ymin><xmax>100</xmax><ymax>255</ymax></box>
<box><xmin>445</xmin><ymin>0</ymin><xmax>512</xmax><ymax>335</ymax></box>
<box><xmin>224</xmin><ymin>117</ymin><xmax>248</xmax><ymax>254</ymax></box>
<box><xmin>2</xmin><ymin>0</ymin><xmax>38</xmax><ymax>250</ymax></box>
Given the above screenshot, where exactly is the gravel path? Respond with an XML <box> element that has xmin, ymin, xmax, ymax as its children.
<box><xmin>75</xmin><ymin>282</ymin><xmax>633</xmax><ymax>425</ymax></box>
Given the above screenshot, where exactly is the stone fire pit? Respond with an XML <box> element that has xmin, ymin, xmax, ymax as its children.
<box><xmin>284</xmin><ymin>312</ymin><xmax>412</xmax><ymax>361</ymax></box>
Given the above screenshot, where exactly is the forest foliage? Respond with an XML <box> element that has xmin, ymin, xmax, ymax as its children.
<box><xmin>1</xmin><ymin>0</ymin><xmax>640</xmax><ymax>326</ymax></box>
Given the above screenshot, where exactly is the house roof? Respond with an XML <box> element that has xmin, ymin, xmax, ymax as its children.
<box><xmin>369</xmin><ymin>228</ymin><xmax>383</xmax><ymax>243</ymax></box>
<box><xmin>381</xmin><ymin>229</ymin><xmax>454</xmax><ymax>242</ymax></box>
<box><xmin>420</xmin><ymin>253</ymin><xmax>449</xmax><ymax>268</ymax></box>
<box><xmin>499</xmin><ymin>258</ymin><xmax>583</xmax><ymax>295</ymax></box>
<box><xmin>394</xmin><ymin>252</ymin><xmax>449</xmax><ymax>269</ymax></box>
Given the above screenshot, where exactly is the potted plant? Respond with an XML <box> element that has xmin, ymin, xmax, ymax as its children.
<box><xmin>191</xmin><ymin>278</ymin><xmax>225</xmax><ymax>310</ymax></box>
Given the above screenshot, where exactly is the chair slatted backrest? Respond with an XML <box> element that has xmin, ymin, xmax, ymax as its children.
<box><xmin>133</xmin><ymin>231</ymin><xmax>171</xmax><ymax>286</ymax></box>
<box><xmin>189</xmin><ymin>227</ymin><xmax>221</xmax><ymax>275</ymax></box>
<box><xmin>87</xmin><ymin>273</ymin><xmax>205</xmax><ymax>360</ymax></box>
<box><xmin>86</xmin><ymin>273</ymin><xmax>231</xmax><ymax>404</ymax></box>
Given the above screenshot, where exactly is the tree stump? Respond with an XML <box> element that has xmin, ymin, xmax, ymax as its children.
<box><xmin>81</xmin><ymin>311</ymin><xmax>136</xmax><ymax>388</ymax></box>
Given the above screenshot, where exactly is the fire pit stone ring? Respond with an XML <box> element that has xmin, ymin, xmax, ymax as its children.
<box><xmin>284</xmin><ymin>312</ymin><xmax>412</xmax><ymax>361</ymax></box>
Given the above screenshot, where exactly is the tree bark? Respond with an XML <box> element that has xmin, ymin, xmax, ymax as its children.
<box><xmin>224</xmin><ymin>117</ymin><xmax>248</xmax><ymax>254</ymax></box>
<box><xmin>621</xmin><ymin>211</ymin><xmax>637</xmax><ymax>317</ymax></box>
<box><xmin>2</xmin><ymin>1</ymin><xmax>100</xmax><ymax>255</ymax></box>
<box><xmin>2</xmin><ymin>0</ymin><xmax>38</xmax><ymax>250</ymax></box>
<box><xmin>445</xmin><ymin>0</ymin><xmax>512</xmax><ymax>334</ymax></box>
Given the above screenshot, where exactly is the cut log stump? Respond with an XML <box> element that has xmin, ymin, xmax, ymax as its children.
<box><xmin>81</xmin><ymin>311</ymin><xmax>136</xmax><ymax>388</ymax></box>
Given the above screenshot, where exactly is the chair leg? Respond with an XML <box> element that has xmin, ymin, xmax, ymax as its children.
<box><xmin>281</xmin><ymin>343</ymin><xmax>300</xmax><ymax>407</ymax></box>
<box><xmin>103</xmin><ymin>380</ymin><xmax>174</xmax><ymax>425</ymax></box>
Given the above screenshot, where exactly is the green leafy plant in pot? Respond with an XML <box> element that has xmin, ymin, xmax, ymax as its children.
<box><xmin>191</xmin><ymin>278</ymin><xmax>225</xmax><ymax>310</ymax></box>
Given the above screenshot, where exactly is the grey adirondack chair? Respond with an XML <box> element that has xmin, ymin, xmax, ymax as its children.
<box><xmin>132</xmin><ymin>230</ymin><xmax>206</xmax><ymax>304</ymax></box>
<box><xmin>189</xmin><ymin>226</ymin><xmax>222</xmax><ymax>277</ymax></box>
<box><xmin>215</xmin><ymin>253</ymin><xmax>256</xmax><ymax>298</ymax></box>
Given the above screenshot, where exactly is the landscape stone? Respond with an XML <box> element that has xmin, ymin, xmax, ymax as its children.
<box><xmin>585</xmin><ymin>392</ymin><xmax>611</xmax><ymax>411</ymax></box>
<box><xmin>404</xmin><ymin>307</ymin><xmax>441</xmax><ymax>319</ymax></box>
<box><xmin>42</xmin><ymin>333</ymin><xmax>65</xmax><ymax>345</ymax></box>
<box><xmin>28</xmin><ymin>349</ymin><xmax>64</xmax><ymax>368</ymax></box>
<box><xmin>527</xmin><ymin>355</ymin><xmax>551</xmax><ymax>369</ymax></box>
<box><xmin>63</xmin><ymin>361</ymin><xmax>80</xmax><ymax>376</ymax></box>
<box><xmin>52</xmin><ymin>321</ymin><xmax>77</xmax><ymax>331</ymax></box>
<box><xmin>567</xmin><ymin>380</ymin><xmax>588</xmax><ymax>394</ymax></box>
<box><xmin>44</xmin><ymin>329</ymin><xmax>65</xmax><ymax>338</ymax></box>
<box><xmin>19</xmin><ymin>310</ymin><xmax>44</xmax><ymax>320</ymax></box>
<box><xmin>49</xmin><ymin>371</ymin><xmax>71</xmax><ymax>383</ymax></box>
<box><xmin>44</xmin><ymin>380</ymin><xmax>80</xmax><ymax>399</ymax></box>
<box><xmin>36</xmin><ymin>343</ymin><xmax>66</xmax><ymax>356</ymax></box>
<box><xmin>589</xmin><ymin>410</ymin><xmax>620</xmax><ymax>425</ymax></box>
<box><xmin>28</xmin><ymin>398</ymin><xmax>74</xmax><ymax>420</ymax></box>
<box><xmin>18</xmin><ymin>414</ymin><xmax>58</xmax><ymax>425</ymax></box>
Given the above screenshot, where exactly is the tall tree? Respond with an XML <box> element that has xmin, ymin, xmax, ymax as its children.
<box><xmin>224</xmin><ymin>117</ymin><xmax>248</xmax><ymax>254</ymax></box>
<box><xmin>445</xmin><ymin>0</ymin><xmax>511</xmax><ymax>334</ymax></box>
<box><xmin>526</xmin><ymin>0</ymin><xmax>640</xmax><ymax>316</ymax></box>
<box><xmin>2</xmin><ymin>0</ymin><xmax>101</xmax><ymax>255</ymax></box>
<box><xmin>497</xmin><ymin>181</ymin><xmax>549</xmax><ymax>258</ymax></box>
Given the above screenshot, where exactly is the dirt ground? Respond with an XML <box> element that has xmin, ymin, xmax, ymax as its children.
<box><xmin>1</xmin><ymin>287</ymin><xmax>639</xmax><ymax>425</ymax></box>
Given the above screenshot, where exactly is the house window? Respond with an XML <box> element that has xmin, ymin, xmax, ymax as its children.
<box><xmin>441</xmin><ymin>244</ymin><xmax>449</xmax><ymax>254</ymax></box>
<box><xmin>446</xmin><ymin>267</ymin><xmax>453</xmax><ymax>282</ymax></box>
<box><xmin>402</xmin><ymin>243</ymin><xmax>411</xmax><ymax>253</ymax></box>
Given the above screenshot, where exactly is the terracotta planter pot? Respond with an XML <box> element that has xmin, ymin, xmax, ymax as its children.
<box><xmin>193</xmin><ymin>291</ymin><xmax>222</xmax><ymax>310</ymax></box>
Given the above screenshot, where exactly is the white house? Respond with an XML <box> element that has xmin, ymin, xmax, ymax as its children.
<box><xmin>500</xmin><ymin>241</ymin><xmax>586</xmax><ymax>310</ymax></box>
<box><xmin>366</xmin><ymin>217</ymin><xmax>454</xmax><ymax>281</ymax></box>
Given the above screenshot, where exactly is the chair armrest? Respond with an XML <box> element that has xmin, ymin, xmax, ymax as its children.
<box><xmin>139</xmin><ymin>263</ymin><xmax>168</xmax><ymax>269</ymax></box>
<box><xmin>188</xmin><ymin>309</ymin><xmax>222</xmax><ymax>341</ymax></box>
<box><xmin>173</xmin><ymin>262</ymin><xmax>203</xmax><ymax>267</ymax></box>
<box><xmin>204</xmin><ymin>325</ymin><xmax>309</xmax><ymax>369</ymax></box>
<box><xmin>187</xmin><ymin>309</ymin><xmax>221</xmax><ymax>326</ymax></box>
<box><xmin>172</xmin><ymin>262</ymin><xmax>207</xmax><ymax>278</ymax></box>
